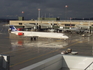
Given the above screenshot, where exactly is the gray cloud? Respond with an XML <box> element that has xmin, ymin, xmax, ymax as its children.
<box><xmin>0</xmin><ymin>0</ymin><xmax>93</xmax><ymax>19</ymax></box>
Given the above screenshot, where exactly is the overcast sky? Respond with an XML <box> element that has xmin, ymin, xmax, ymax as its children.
<box><xmin>0</xmin><ymin>0</ymin><xmax>93</xmax><ymax>20</ymax></box>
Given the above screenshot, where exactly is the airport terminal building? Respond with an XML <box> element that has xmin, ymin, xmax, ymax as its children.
<box><xmin>9</xmin><ymin>20</ymin><xmax>93</xmax><ymax>28</ymax></box>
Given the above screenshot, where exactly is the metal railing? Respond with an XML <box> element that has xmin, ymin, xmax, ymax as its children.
<box><xmin>84</xmin><ymin>62</ymin><xmax>93</xmax><ymax>70</ymax></box>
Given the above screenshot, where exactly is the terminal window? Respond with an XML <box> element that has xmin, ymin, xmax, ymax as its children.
<box><xmin>65</xmin><ymin>24</ymin><xmax>75</xmax><ymax>26</ymax></box>
<box><xmin>19</xmin><ymin>23</ymin><xmax>22</xmax><ymax>25</ymax></box>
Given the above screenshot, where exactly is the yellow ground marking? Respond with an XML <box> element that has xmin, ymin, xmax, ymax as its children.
<box><xmin>78</xmin><ymin>41</ymin><xmax>83</xmax><ymax>43</ymax></box>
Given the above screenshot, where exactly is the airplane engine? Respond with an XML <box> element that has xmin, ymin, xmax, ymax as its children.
<box><xmin>18</xmin><ymin>32</ymin><xmax>24</xmax><ymax>36</ymax></box>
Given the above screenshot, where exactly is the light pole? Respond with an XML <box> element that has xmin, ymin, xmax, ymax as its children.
<box><xmin>38</xmin><ymin>8</ymin><xmax>40</xmax><ymax>21</ymax></box>
<box><xmin>70</xmin><ymin>17</ymin><xmax>72</xmax><ymax>29</ymax></box>
<box><xmin>21</xmin><ymin>11</ymin><xmax>24</xmax><ymax>20</ymax></box>
<box><xmin>65</xmin><ymin>5</ymin><xmax>68</xmax><ymax>20</ymax></box>
<box><xmin>22</xmin><ymin>11</ymin><xmax>24</xmax><ymax>17</ymax></box>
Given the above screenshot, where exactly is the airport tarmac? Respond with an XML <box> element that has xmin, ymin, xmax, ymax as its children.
<box><xmin>1</xmin><ymin>23</ymin><xmax>93</xmax><ymax>70</ymax></box>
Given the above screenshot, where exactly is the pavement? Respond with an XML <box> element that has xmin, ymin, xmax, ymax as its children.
<box><xmin>0</xmin><ymin>23</ymin><xmax>93</xmax><ymax>70</ymax></box>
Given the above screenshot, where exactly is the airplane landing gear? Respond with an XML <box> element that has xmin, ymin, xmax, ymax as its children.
<box><xmin>30</xmin><ymin>36</ymin><xmax>38</xmax><ymax>41</ymax></box>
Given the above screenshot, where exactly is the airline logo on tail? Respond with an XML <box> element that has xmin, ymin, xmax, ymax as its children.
<box><xmin>9</xmin><ymin>25</ymin><xmax>18</xmax><ymax>32</ymax></box>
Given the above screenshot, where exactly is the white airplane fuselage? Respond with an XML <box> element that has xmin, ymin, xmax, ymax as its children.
<box><xmin>11</xmin><ymin>31</ymin><xmax>69</xmax><ymax>39</ymax></box>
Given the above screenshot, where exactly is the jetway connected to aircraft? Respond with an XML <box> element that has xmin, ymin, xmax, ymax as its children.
<box><xmin>20</xmin><ymin>54</ymin><xmax>93</xmax><ymax>70</ymax></box>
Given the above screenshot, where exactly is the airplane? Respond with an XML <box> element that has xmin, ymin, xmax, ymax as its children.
<box><xmin>9</xmin><ymin>25</ymin><xmax>69</xmax><ymax>40</ymax></box>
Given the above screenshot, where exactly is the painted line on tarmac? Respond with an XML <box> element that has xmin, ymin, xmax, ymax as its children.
<box><xmin>10</xmin><ymin>40</ymin><xmax>80</xmax><ymax>68</ymax></box>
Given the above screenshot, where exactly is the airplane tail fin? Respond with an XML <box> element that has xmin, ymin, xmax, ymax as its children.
<box><xmin>9</xmin><ymin>25</ymin><xmax>18</xmax><ymax>32</ymax></box>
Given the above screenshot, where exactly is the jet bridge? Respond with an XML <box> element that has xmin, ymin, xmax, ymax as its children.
<box><xmin>20</xmin><ymin>54</ymin><xmax>93</xmax><ymax>70</ymax></box>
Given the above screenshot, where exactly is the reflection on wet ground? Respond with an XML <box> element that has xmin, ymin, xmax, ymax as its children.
<box><xmin>10</xmin><ymin>38</ymin><xmax>68</xmax><ymax>50</ymax></box>
<box><xmin>0</xmin><ymin>23</ymin><xmax>93</xmax><ymax>70</ymax></box>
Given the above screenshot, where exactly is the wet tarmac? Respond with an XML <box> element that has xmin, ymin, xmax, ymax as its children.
<box><xmin>0</xmin><ymin>23</ymin><xmax>93</xmax><ymax>70</ymax></box>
